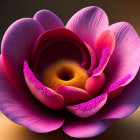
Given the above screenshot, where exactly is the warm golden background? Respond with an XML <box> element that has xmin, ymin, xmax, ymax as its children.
<box><xmin>0</xmin><ymin>0</ymin><xmax>140</xmax><ymax>140</ymax></box>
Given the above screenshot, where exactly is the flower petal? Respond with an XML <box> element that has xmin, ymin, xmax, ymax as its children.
<box><xmin>105</xmin><ymin>22</ymin><xmax>140</xmax><ymax>89</ymax></box>
<box><xmin>67</xmin><ymin>93</ymin><xmax>107</xmax><ymax>118</ymax></box>
<box><xmin>33</xmin><ymin>9</ymin><xmax>64</xmax><ymax>31</ymax></box>
<box><xmin>0</xmin><ymin>56</ymin><xmax>65</xmax><ymax>132</ymax></box>
<box><xmin>93</xmin><ymin>30</ymin><xmax>115</xmax><ymax>76</ymax></box>
<box><xmin>100</xmin><ymin>68</ymin><xmax>140</xmax><ymax>119</ymax></box>
<box><xmin>31</xmin><ymin>28</ymin><xmax>91</xmax><ymax>79</ymax></box>
<box><xmin>23</xmin><ymin>61</ymin><xmax>64</xmax><ymax>110</ymax></box>
<box><xmin>56</xmin><ymin>86</ymin><xmax>89</xmax><ymax>106</ymax></box>
<box><xmin>86</xmin><ymin>44</ymin><xmax>97</xmax><ymax>75</ymax></box>
<box><xmin>66</xmin><ymin>6</ymin><xmax>109</xmax><ymax>47</ymax></box>
<box><xmin>85</xmin><ymin>73</ymin><xmax>105</xmax><ymax>98</ymax></box>
<box><xmin>105</xmin><ymin>74</ymin><xmax>132</xmax><ymax>98</ymax></box>
<box><xmin>62</xmin><ymin>116</ymin><xmax>111</xmax><ymax>138</ymax></box>
<box><xmin>93</xmin><ymin>47</ymin><xmax>112</xmax><ymax>76</ymax></box>
<box><xmin>1</xmin><ymin>18</ymin><xmax>43</xmax><ymax>88</ymax></box>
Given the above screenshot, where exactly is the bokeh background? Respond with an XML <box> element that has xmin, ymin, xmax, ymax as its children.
<box><xmin>0</xmin><ymin>0</ymin><xmax>140</xmax><ymax>140</ymax></box>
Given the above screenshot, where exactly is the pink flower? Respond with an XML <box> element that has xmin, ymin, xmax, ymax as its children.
<box><xmin>0</xmin><ymin>6</ymin><xmax>140</xmax><ymax>138</ymax></box>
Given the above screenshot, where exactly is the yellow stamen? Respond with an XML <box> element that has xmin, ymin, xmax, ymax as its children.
<box><xmin>42</xmin><ymin>60</ymin><xmax>89</xmax><ymax>90</ymax></box>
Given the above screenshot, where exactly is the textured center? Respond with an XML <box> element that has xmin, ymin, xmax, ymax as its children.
<box><xmin>42</xmin><ymin>60</ymin><xmax>89</xmax><ymax>90</ymax></box>
<box><xmin>57</xmin><ymin>67</ymin><xmax>74</xmax><ymax>81</ymax></box>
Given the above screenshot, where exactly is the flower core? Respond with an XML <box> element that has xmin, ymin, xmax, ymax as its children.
<box><xmin>43</xmin><ymin>60</ymin><xmax>89</xmax><ymax>90</ymax></box>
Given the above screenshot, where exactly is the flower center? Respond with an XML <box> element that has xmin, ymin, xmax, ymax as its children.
<box><xmin>42</xmin><ymin>60</ymin><xmax>89</xmax><ymax>90</ymax></box>
<box><xmin>57</xmin><ymin>67</ymin><xmax>74</xmax><ymax>81</ymax></box>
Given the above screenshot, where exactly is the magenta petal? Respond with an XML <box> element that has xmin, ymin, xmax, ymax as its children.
<box><xmin>105</xmin><ymin>22</ymin><xmax>140</xmax><ymax>88</ymax></box>
<box><xmin>66</xmin><ymin>6</ymin><xmax>109</xmax><ymax>47</ymax></box>
<box><xmin>1</xmin><ymin>18</ymin><xmax>43</xmax><ymax>88</ymax></box>
<box><xmin>62</xmin><ymin>116</ymin><xmax>111</xmax><ymax>138</ymax></box>
<box><xmin>56</xmin><ymin>86</ymin><xmax>89</xmax><ymax>105</ymax></box>
<box><xmin>86</xmin><ymin>44</ymin><xmax>97</xmax><ymax>75</ymax></box>
<box><xmin>0</xmin><ymin>56</ymin><xmax>65</xmax><ymax>132</ymax></box>
<box><xmin>105</xmin><ymin>74</ymin><xmax>132</xmax><ymax>98</ymax></box>
<box><xmin>33</xmin><ymin>9</ymin><xmax>64</xmax><ymax>31</ymax></box>
<box><xmin>93</xmin><ymin>47</ymin><xmax>111</xmax><ymax>76</ymax></box>
<box><xmin>100</xmin><ymin>69</ymin><xmax>140</xmax><ymax>119</ymax></box>
<box><xmin>67</xmin><ymin>93</ymin><xmax>107</xmax><ymax>118</ymax></box>
<box><xmin>93</xmin><ymin>30</ymin><xmax>115</xmax><ymax>76</ymax></box>
<box><xmin>23</xmin><ymin>61</ymin><xmax>64</xmax><ymax>110</ymax></box>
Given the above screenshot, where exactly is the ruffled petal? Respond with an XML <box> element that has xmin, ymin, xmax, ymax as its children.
<box><xmin>23</xmin><ymin>61</ymin><xmax>64</xmax><ymax>110</ymax></box>
<box><xmin>67</xmin><ymin>93</ymin><xmax>107</xmax><ymax>118</ymax></box>
<box><xmin>105</xmin><ymin>22</ymin><xmax>140</xmax><ymax>90</ymax></box>
<box><xmin>0</xmin><ymin>56</ymin><xmax>65</xmax><ymax>132</ymax></box>
<box><xmin>1</xmin><ymin>18</ymin><xmax>43</xmax><ymax>88</ymax></box>
<box><xmin>93</xmin><ymin>30</ymin><xmax>115</xmax><ymax>76</ymax></box>
<box><xmin>56</xmin><ymin>86</ymin><xmax>89</xmax><ymax>106</ymax></box>
<box><xmin>62</xmin><ymin>116</ymin><xmax>111</xmax><ymax>138</ymax></box>
<box><xmin>33</xmin><ymin>9</ymin><xmax>64</xmax><ymax>31</ymax></box>
<box><xmin>66</xmin><ymin>6</ymin><xmax>109</xmax><ymax>47</ymax></box>
<box><xmin>100</xmin><ymin>68</ymin><xmax>140</xmax><ymax>119</ymax></box>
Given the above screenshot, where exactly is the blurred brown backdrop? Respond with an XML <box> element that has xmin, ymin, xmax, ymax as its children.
<box><xmin>0</xmin><ymin>0</ymin><xmax>140</xmax><ymax>140</ymax></box>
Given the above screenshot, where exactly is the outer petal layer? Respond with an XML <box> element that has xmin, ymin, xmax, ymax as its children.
<box><xmin>62</xmin><ymin>116</ymin><xmax>111</xmax><ymax>138</ymax></box>
<box><xmin>100</xmin><ymin>68</ymin><xmax>140</xmax><ymax>119</ymax></box>
<box><xmin>105</xmin><ymin>22</ymin><xmax>140</xmax><ymax>90</ymax></box>
<box><xmin>23</xmin><ymin>61</ymin><xmax>64</xmax><ymax>110</ymax></box>
<box><xmin>0</xmin><ymin>56</ymin><xmax>64</xmax><ymax>132</ymax></box>
<box><xmin>33</xmin><ymin>9</ymin><xmax>64</xmax><ymax>31</ymax></box>
<box><xmin>66</xmin><ymin>6</ymin><xmax>109</xmax><ymax>47</ymax></box>
<box><xmin>1</xmin><ymin>18</ymin><xmax>43</xmax><ymax>88</ymax></box>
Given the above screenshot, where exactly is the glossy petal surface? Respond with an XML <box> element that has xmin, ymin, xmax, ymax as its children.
<box><xmin>0</xmin><ymin>56</ymin><xmax>65</xmax><ymax>132</ymax></box>
<box><xmin>62</xmin><ymin>116</ymin><xmax>111</xmax><ymax>138</ymax></box>
<box><xmin>23</xmin><ymin>61</ymin><xmax>64</xmax><ymax>110</ymax></box>
<box><xmin>100</xmin><ymin>69</ymin><xmax>140</xmax><ymax>119</ymax></box>
<box><xmin>56</xmin><ymin>86</ymin><xmax>89</xmax><ymax>105</ymax></box>
<box><xmin>66</xmin><ymin>6</ymin><xmax>109</xmax><ymax>47</ymax></box>
<box><xmin>33</xmin><ymin>9</ymin><xmax>64</xmax><ymax>31</ymax></box>
<box><xmin>93</xmin><ymin>30</ymin><xmax>115</xmax><ymax>76</ymax></box>
<box><xmin>105</xmin><ymin>22</ymin><xmax>140</xmax><ymax>89</ymax></box>
<box><xmin>67</xmin><ymin>94</ymin><xmax>107</xmax><ymax>118</ymax></box>
<box><xmin>1</xmin><ymin>18</ymin><xmax>43</xmax><ymax>88</ymax></box>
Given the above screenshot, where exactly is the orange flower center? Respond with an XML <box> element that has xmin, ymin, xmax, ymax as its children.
<box><xmin>42</xmin><ymin>60</ymin><xmax>89</xmax><ymax>90</ymax></box>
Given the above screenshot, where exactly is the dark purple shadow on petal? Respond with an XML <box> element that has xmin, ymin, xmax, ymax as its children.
<box><xmin>0</xmin><ymin>56</ymin><xmax>65</xmax><ymax>133</ymax></box>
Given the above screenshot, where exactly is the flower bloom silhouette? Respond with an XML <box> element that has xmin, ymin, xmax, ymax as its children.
<box><xmin>0</xmin><ymin>6</ymin><xmax>140</xmax><ymax>138</ymax></box>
